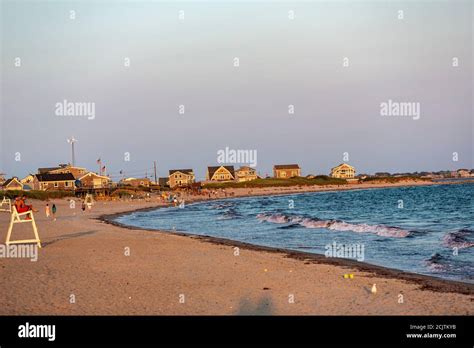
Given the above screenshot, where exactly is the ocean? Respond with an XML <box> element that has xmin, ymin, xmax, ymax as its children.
<box><xmin>115</xmin><ymin>183</ymin><xmax>474</xmax><ymax>283</ymax></box>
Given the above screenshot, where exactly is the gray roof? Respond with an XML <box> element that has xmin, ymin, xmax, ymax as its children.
<box><xmin>35</xmin><ymin>173</ymin><xmax>75</xmax><ymax>182</ymax></box>
<box><xmin>169</xmin><ymin>169</ymin><xmax>194</xmax><ymax>175</ymax></box>
<box><xmin>274</xmin><ymin>164</ymin><xmax>300</xmax><ymax>170</ymax></box>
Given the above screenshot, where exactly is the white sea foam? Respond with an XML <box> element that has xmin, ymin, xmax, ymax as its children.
<box><xmin>256</xmin><ymin>213</ymin><xmax>410</xmax><ymax>238</ymax></box>
<box><xmin>442</xmin><ymin>229</ymin><xmax>474</xmax><ymax>249</ymax></box>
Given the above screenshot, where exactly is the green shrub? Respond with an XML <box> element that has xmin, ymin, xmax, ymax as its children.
<box><xmin>203</xmin><ymin>176</ymin><xmax>347</xmax><ymax>189</ymax></box>
<box><xmin>361</xmin><ymin>176</ymin><xmax>431</xmax><ymax>183</ymax></box>
<box><xmin>0</xmin><ymin>190</ymin><xmax>75</xmax><ymax>200</ymax></box>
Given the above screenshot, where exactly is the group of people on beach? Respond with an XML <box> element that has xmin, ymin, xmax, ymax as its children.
<box><xmin>12</xmin><ymin>195</ymin><xmax>58</xmax><ymax>220</ymax></box>
<box><xmin>44</xmin><ymin>203</ymin><xmax>57</xmax><ymax>220</ymax></box>
<box><xmin>160</xmin><ymin>192</ymin><xmax>184</xmax><ymax>207</ymax></box>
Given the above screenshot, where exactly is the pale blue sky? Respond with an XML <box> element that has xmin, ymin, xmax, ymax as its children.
<box><xmin>1</xmin><ymin>0</ymin><xmax>472</xmax><ymax>180</ymax></box>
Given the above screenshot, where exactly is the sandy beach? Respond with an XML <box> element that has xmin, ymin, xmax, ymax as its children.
<box><xmin>0</xmin><ymin>181</ymin><xmax>472</xmax><ymax>315</ymax></box>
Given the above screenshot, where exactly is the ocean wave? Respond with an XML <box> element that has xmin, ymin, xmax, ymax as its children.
<box><xmin>215</xmin><ymin>207</ymin><xmax>241</xmax><ymax>220</ymax></box>
<box><xmin>425</xmin><ymin>253</ymin><xmax>448</xmax><ymax>272</ymax></box>
<box><xmin>256</xmin><ymin>213</ymin><xmax>410</xmax><ymax>238</ymax></box>
<box><xmin>211</xmin><ymin>202</ymin><xmax>235</xmax><ymax>210</ymax></box>
<box><xmin>442</xmin><ymin>229</ymin><xmax>474</xmax><ymax>249</ymax></box>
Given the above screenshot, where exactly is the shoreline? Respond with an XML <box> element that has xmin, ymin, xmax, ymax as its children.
<box><xmin>99</xmin><ymin>183</ymin><xmax>474</xmax><ymax>296</ymax></box>
<box><xmin>1</xmin><ymin>179</ymin><xmax>473</xmax><ymax>315</ymax></box>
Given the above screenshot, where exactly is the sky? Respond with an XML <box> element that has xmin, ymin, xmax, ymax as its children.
<box><xmin>1</xmin><ymin>0</ymin><xmax>472</xmax><ymax>181</ymax></box>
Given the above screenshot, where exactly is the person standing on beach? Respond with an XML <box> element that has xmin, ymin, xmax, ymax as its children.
<box><xmin>45</xmin><ymin>203</ymin><xmax>50</xmax><ymax>218</ymax></box>
<box><xmin>52</xmin><ymin>203</ymin><xmax>57</xmax><ymax>221</ymax></box>
<box><xmin>82</xmin><ymin>201</ymin><xmax>86</xmax><ymax>212</ymax></box>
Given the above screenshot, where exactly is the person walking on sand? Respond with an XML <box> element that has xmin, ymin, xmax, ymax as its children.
<box><xmin>52</xmin><ymin>203</ymin><xmax>57</xmax><ymax>221</ymax></box>
<box><xmin>82</xmin><ymin>201</ymin><xmax>86</xmax><ymax>212</ymax></box>
<box><xmin>45</xmin><ymin>203</ymin><xmax>50</xmax><ymax>218</ymax></box>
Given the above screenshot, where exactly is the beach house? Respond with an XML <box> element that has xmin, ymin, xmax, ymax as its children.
<box><xmin>330</xmin><ymin>163</ymin><xmax>356</xmax><ymax>179</ymax></box>
<box><xmin>20</xmin><ymin>175</ymin><xmax>35</xmax><ymax>185</ymax></box>
<box><xmin>206</xmin><ymin>166</ymin><xmax>235</xmax><ymax>182</ymax></box>
<box><xmin>273</xmin><ymin>164</ymin><xmax>301</xmax><ymax>178</ymax></box>
<box><xmin>235</xmin><ymin>166</ymin><xmax>258</xmax><ymax>182</ymax></box>
<box><xmin>457</xmin><ymin>169</ymin><xmax>472</xmax><ymax>178</ymax></box>
<box><xmin>33</xmin><ymin>173</ymin><xmax>76</xmax><ymax>191</ymax></box>
<box><xmin>168</xmin><ymin>169</ymin><xmax>195</xmax><ymax>188</ymax></box>
<box><xmin>78</xmin><ymin>172</ymin><xmax>111</xmax><ymax>189</ymax></box>
<box><xmin>1</xmin><ymin>177</ymin><xmax>24</xmax><ymax>191</ymax></box>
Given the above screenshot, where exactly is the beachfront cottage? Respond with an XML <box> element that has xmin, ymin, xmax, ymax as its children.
<box><xmin>1</xmin><ymin>177</ymin><xmax>24</xmax><ymax>191</ymax></box>
<box><xmin>33</xmin><ymin>173</ymin><xmax>76</xmax><ymax>191</ymax></box>
<box><xmin>78</xmin><ymin>172</ymin><xmax>111</xmax><ymax>189</ymax></box>
<box><xmin>206</xmin><ymin>166</ymin><xmax>235</xmax><ymax>182</ymax></box>
<box><xmin>120</xmin><ymin>177</ymin><xmax>151</xmax><ymax>188</ymax></box>
<box><xmin>273</xmin><ymin>164</ymin><xmax>301</xmax><ymax>178</ymax></box>
<box><xmin>457</xmin><ymin>169</ymin><xmax>472</xmax><ymax>178</ymax></box>
<box><xmin>330</xmin><ymin>163</ymin><xmax>355</xmax><ymax>179</ymax></box>
<box><xmin>20</xmin><ymin>174</ymin><xmax>35</xmax><ymax>185</ymax></box>
<box><xmin>168</xmin><ymin>169</ymin><xmax>195</xmax><ymax>188</ymax></box>
<box><xmin>235</xmin><ymin>166</ymin><xmax>258</xmax><ymax>182</ymax></box>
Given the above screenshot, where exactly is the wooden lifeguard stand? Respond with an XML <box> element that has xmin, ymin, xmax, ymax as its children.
<box><xmin>5</xmin><ymin>206</ymin><xmax>41</xmax><ymax>248</ymax></box>
<box><xmin>0</xmin><ymin>197</ymin><xmax>12</xmax><ymax>212</ymax></box>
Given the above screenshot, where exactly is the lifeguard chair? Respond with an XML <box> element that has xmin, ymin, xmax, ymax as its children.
<box><xmin>5</xmin><ymin>206</ymin><xmax>41</xmax><ymax>248</ymax></box>
<box><xmin>0</xmin><ymin>197</ymin><xmax>12</xmax><ymax>212</ymax></box>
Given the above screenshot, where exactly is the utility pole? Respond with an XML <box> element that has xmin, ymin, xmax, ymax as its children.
<box><xmin>67</xmin><ymin>136</ymin><xmax>77</xmax><ymax>166</ymax></box>
<box><xmin>154</xmin><ymin>161</ymin><xmax>157</xmax><ymax>185</ymax></box>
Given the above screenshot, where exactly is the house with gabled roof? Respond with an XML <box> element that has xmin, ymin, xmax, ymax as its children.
<box><xmin>1</xmin><ymin>177</ymin><xmax>24</xmax><ymax>191</ymax></box>
<box><xmin>330</xmin><ymin>163</ymin><xmax>355</xmax><ymax>179</ymax></box>
<box><xmin>206</xmin><ymin>166</ymin><xmax>235</xmax><ymax>182</ymax></box>
<box><xmin>20</xmin><ymin>174</ymin><xmax>35</xmax><ymax>185</ymax></box>
<box><xmin>235</xmin><ymin>166</ymin><xmax>258</xmax><ymax>182</ymax></box>
<box><xmin>78</xmin><ymin>172</ymin><xmax>111</xmax><ymax>189</ymax></box>
<box><xmin>273</xmin><ymin>164</ymin><xmax>301</xmax><ymax>178</ymax></box>
<box><xmin>168</xmin><ymin>169</ymin><xmax>195</xmax><ymax>188</ymax></box>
